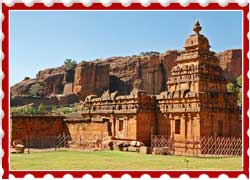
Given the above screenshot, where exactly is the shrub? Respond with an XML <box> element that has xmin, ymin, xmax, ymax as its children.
<box><xmin>227</xmin><ymin>82</ymin><xmax>235</xmax><ymax>92</ymax></box>
<box><xmin>60</xmin><ymin>107</ymin><xmax>72</xmax><ymax>114</ymax></box>
<box><xmin>139</xmin><ymin>51</ymin><xmax>160</xmax><ymax>56</ymax></box>
<box><xmin>37</xmin><ymin>103</ymin><xmax>46</xmax><ymax>114</ymax></box>
<box><xmin>29</xmin><ymin>83</ymin><xmax>45</xmax><ymax>97</ymax></box>
<box><xmin>11</xmin><ymin>106</ymin><xmax>37</xmax><ymax>115</ymax></box>
<box><xmin>227</xmin><ymin>75</ymin><xmax>242</xmax><ymax>107</ymax></box>
<box><xmin>51</xmin><ymin>105</ymin><xmax>57</xmax><ymax>113</ymax></box>
<box><xmin>64</xmin><ymin>59</ymin><xmax>77</xmax><ymax>70</ymax></box>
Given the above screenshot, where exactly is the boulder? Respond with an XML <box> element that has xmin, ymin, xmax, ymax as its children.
<box><xmin>152</xmin><ymin>147</ymin><xmax>171</xmax><ymax>155</ymax></box>
<box><xmin>12</xmin><ymin>139</ymin><xmax>24</xmax><ymax>146</ymax></box>
<box><xmin>116</xmin><ymin>141</ymin><xmax>130</xmax><ymax>151</ymax></box>
<box><xmin>10</xmin><ymin>147</ymin><xmax>24</xmax><ymax>154</ymax></box>
<box><xmin>130</xmin><ymin>140</ymin><xmax>144</xmax><ymax>147</ymax></box>
<box><xmin>122</xmin><ymin>147</ymin><xmax>128</xmax><ymax>151</ymax></box>
<box><xmin>139</xmin><ymin>146</ymin><xmax>152</xmax><ymax>154</ymax></box>
<box><xmin>136</xmin><ymin>141</ymin><xmax>144</xmax><ymax>147</ymax></box>
<box><xmin>128</xmin><ymin>146</ymin><xmax>139</xmax><ymax>152</ymax></box>
<box><xmin>11</xmin><ymin>140</ymin><xmax>25</xmax><ymax>154</ymax></box>
<box><xmin>130</xmin><ymin>141</ymin><xmax>137</xmax><ymax>146</ymax></box>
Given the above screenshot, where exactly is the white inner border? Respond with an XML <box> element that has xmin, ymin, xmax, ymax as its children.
<box><xmin>8</xmin><ymin>9</ymin><xmax>244</xmax><ymax>172</ymax></box>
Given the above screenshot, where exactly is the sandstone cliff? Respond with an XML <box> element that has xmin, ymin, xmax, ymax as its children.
<box><xmin>100</xmin><ymin>50</ymin><xmax>179</xmax><ymax>95</ymax></box>
<box><xmin>11</xmin><ymin>65</ymin><xmax>75</xmax><ymax>98</ymax></box>
<box><xmin>216</xmin><ymin>49</ymin><xmax>242</xmax><ymax>81</ymax></box>
<box><xmin>10</xmin><ymin>49</ymin><xmax>242</xmax><ymax>102</ymax></box>
<box><xmin>73</xmin><ymin>62</ymin><xmax>110</xmax><ymax>97</ymax></box>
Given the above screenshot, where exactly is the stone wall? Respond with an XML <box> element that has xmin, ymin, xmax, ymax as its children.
<box><xmin>200</xmin><ymin>111</ymin><xmax>242</xmax><ymax>137</ymax></box>
<box><xmin>79</xmin><ymin>89</ymin><xmax>157</xmax><ymax>144</ymax></box>
<box><xmin>136</xmin><ymin>112</ymin><xmax>155</xmax><ymax>145</ymax></box>
<box><xmin>64</xmin><ymin>120</ymin><xmax>110</xmax><ymax>145</ymax></box>
<box><xmin>10</xmin><ymin>115</ymin><xmax>66</xmax><ymax>148</ymax></box>
<box><xmin>156</xmin><ymin>113</ymin><xmax>170</xmax><ymax>136</ymax></box>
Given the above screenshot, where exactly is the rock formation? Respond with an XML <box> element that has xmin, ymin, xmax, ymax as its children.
<box><xmin>101</xmin><ymin>50</ymin><xmax>179</xmax><ymax>95</ymax></box>
<box><xmin>73</xmin><ymin>62</ymin><xmax>110</xmax><ymax>98</ymax></box>
<box><xmin>36</xmin><ymin>65</ymin><xmax>66</xmax><ymax>79</ymax></box>
<box><xmin>216</xmin><ymin>49</ymin><xmax>242</xmax><ymax>81</ymax></box>
<box><xmin>11</xmin><ymin>78</ymin><xmax>40</xmax><ymax>97</ymax></box>
<box><xmin>10</xmin><ymin>48</ymin><xmax>242</xmax><ymax>105</ymax></box>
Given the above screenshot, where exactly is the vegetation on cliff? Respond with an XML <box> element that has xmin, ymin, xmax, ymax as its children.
<box><xmin>64</xmin><ymin>59</ymin><xmax>77</xmax><ymax>70</ymax></box>
<box><xmin>11</xmin><ymin>103</ymin><xmax>80</xmax><ymax>115</ymax></box>
<box><xmin>11</xmin><ymin>103</ymin><xmax>46</xmax><ymax>115</ymax></box>
<box><xmin>29</xmin><ymin>83</ymin><xmax>45</xmax><ymax>97</ymax></box>
<box><xmin>227</xmin><ymin>75</ymin><xmax>242</xmax><ymax>107</ymax></box>
<box><xmin>10</xmin><ymin>49</ymin><xmax>242</xmax><ymax>105</ymax></box>
<box><xmin>139</xmin><ymin>51</ymin><xmax>160</xmax><ymax>56</ymax></box>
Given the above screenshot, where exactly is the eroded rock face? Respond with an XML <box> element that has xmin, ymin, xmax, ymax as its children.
<box><xmin>43</xmin><ymin>73</ymin><xmax>64</xmax><ymax>96</ymax></box>
<box><xmin>216</xmin><ymin>49</ymin><xmax>242</xmax><ymax>81</ymax></box>
<box><xmin>102</xmin><ymin>50</ymin><xmax>179</xmax><ymax>95</ymax></box>
<box><xmin>12</xmin><ymin>74</ymin><xmax>65</xmax><ymax>97</ymax></box>
<box><xmin>10</xmin><ymin>78</ymin><xmax>41</xmax><ymax>97</ymax></box>
<box><xmin>73</xmin><ymin>62</ymin><xmax>110</xmax><ymax>98</ymax></box>
<box><xmin>10</xmin><ymin>49</ymin><xmax>242</xmax><ymax>102</ymax></box>
<box><xmin>36</xmin><ymin>66</ymin><xmax>66</xmax><ymax>79</ymax></box>
<box><xmin>11</xmin><ymin>67</ymin><xmax>73</xmax><ymax>98</ymax></box>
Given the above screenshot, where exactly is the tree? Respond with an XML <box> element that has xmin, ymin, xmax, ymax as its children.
<box><xmin>64</xmin><ymin>59</ymin><xmax>77</xmax><ymax>70</ymax></box>
<box><xmin>29</xmin><ymin>83</ymin><xmax>45</xmax><ymax>97</ymax></box>
<box><xmin>236</xmin><ymin>75</ymin><xmax>242</xmax><ymax>87</ymax></box>
<box><xmin>226</xmin><ymin>75</ymin><xmax>242</xmax><ymax>107</ymax></box>
<box><xmin>236</xmin><ymin>75</ymin><xmax>242</xmax><ymax>107</ymax></box>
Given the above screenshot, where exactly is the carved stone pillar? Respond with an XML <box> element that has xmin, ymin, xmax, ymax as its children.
<box><xmin>183</xmin><ymin>113</ymin><xmax>188</xmax><ymax>138</ymax></box>
<box><xmin>188</xmin><ymin>113</ymin><xmax>193</xmax><ymax>139</ymax></box>
<box><xmin>112</xmin><ymin>114</ymin><xmax>116</xmax><ymax>138</ymax></box>
<box><xmin>169</xmin><ymin>114</ymin><xmax>174</xmax><ymax>138</ymax></box>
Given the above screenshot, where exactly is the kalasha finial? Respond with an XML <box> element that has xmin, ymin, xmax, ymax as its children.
<box><xmin>193</xmin><ymin>20</ymin><xmax>202</xmax><ymax>34</ymax></box>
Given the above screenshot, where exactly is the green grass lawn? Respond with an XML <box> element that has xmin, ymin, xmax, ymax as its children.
<box><xmin>10</xmin><ymin>150</ymin><xmax>242</xmax><ymax>170</ymax></box>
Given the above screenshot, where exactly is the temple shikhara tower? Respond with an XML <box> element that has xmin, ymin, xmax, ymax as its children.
<box><xmin>156</xmin><ymin>21</ymin><xmax>241</xmax><ymax>153</ymax></box>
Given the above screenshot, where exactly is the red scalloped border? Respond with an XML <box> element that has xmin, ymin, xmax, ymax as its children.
<box><xmin>2</xmin><ymin>2</ymin><xmax>249</xmax><ymax>179</ymax></box>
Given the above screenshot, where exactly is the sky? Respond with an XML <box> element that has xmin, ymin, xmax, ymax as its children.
<box><xmin>10</xmin><ymin>10</ymin><xmax>242</xmax><ymax>85</ymax></box>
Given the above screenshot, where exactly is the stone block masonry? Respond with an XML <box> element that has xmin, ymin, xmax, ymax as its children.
<box><xmin>10</xmin><ymin>115</ymin><xmax>66</xmax><ymax>148</ymax></box>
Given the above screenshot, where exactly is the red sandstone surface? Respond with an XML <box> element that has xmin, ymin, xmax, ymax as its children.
<box><xmin>10</xmin><ymin>49</ymin><xmax>242</xmax><ymax>101</ymax></box>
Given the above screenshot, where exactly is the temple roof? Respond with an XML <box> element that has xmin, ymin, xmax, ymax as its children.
<box><xmin>184</xmin><ymin>21</ymin><xmax>211</xmax><ymax>51</ymax></box>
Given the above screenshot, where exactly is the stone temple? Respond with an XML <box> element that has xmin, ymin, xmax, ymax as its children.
<box><xmin>10</xmin><ymin>21</ymin><xmax>242</xmax><ymax>154</ymax></box>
